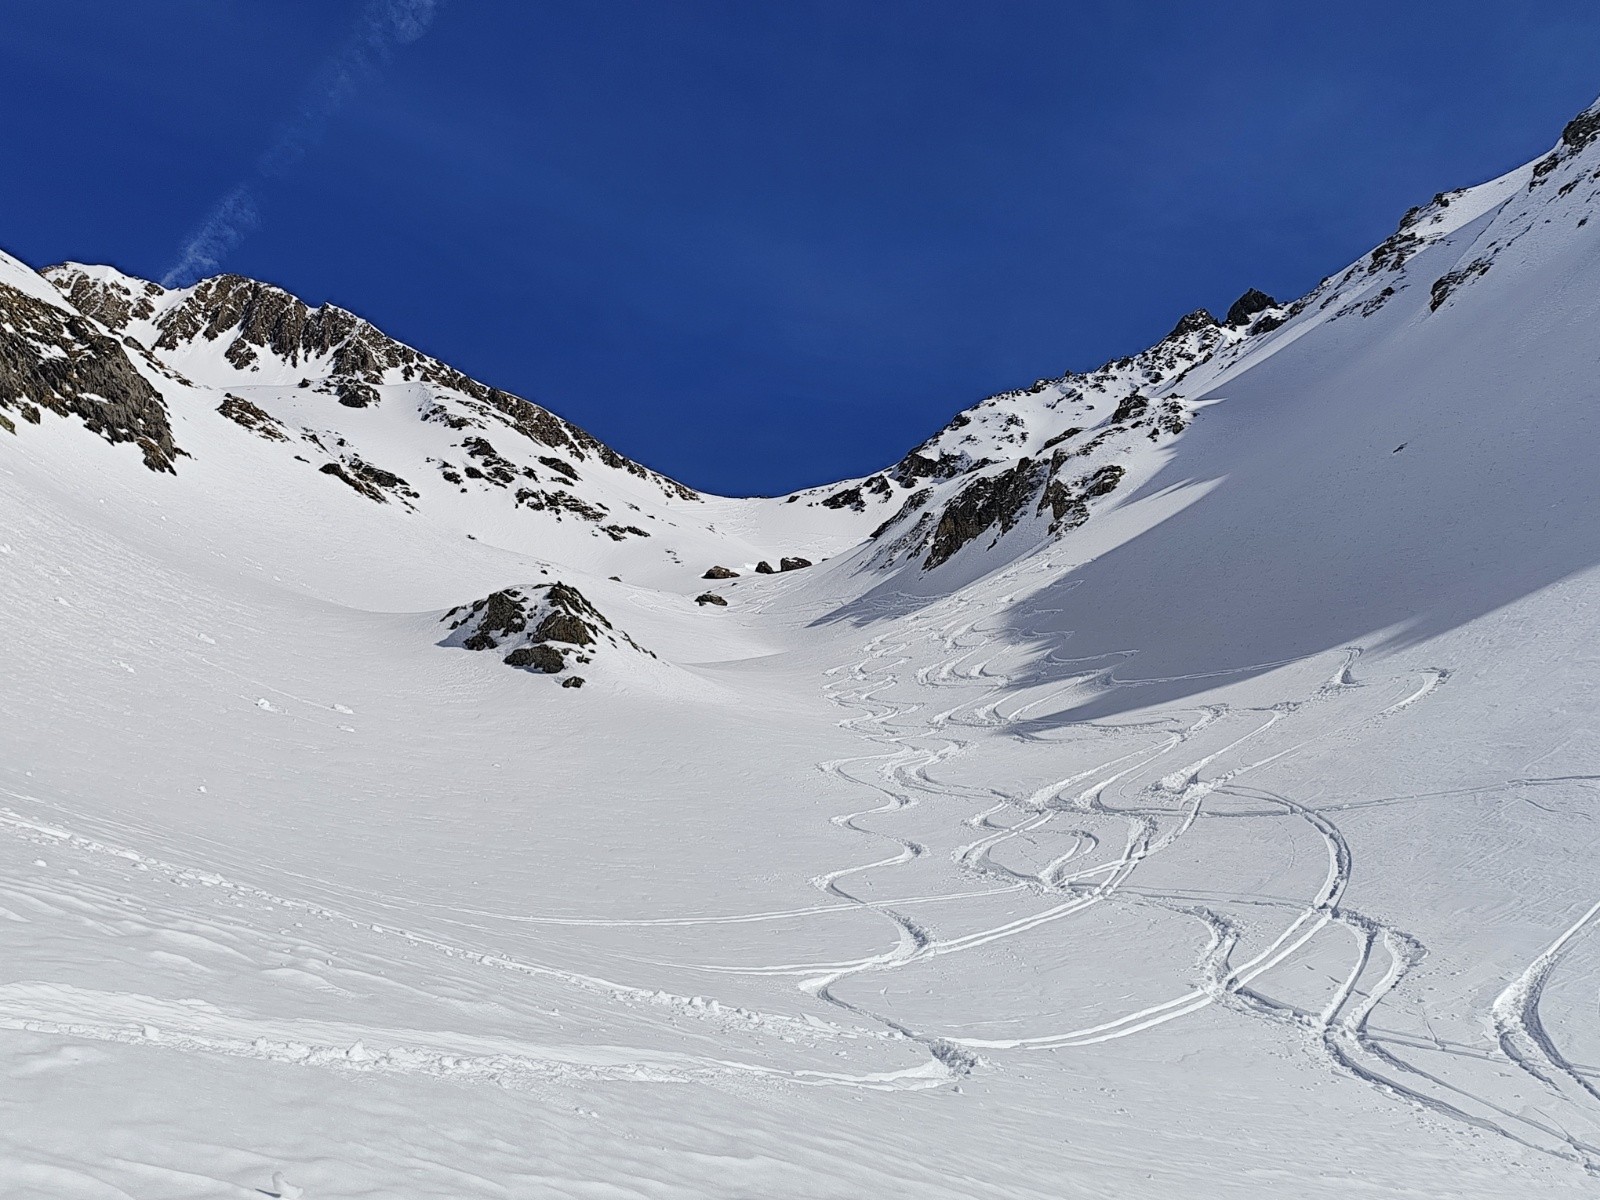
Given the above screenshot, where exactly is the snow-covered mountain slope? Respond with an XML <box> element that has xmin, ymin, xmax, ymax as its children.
<box><xmin>21</xmin><ymin>259</ymin><xmax>889</xmax><ymax>590</ymax></box>
<box><xmin>5</xmin><ymin>96</ymin><xmax>1600</xmax><ymax>1199</ymax></box>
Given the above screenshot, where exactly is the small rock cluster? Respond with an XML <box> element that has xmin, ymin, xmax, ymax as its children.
<box><xmin>754</xmin><ymin>557</ymin><xmax>813</xmax><ymax>574</ymax></box>
<box><xmin>441</xmin><ymin>582</ymin><xmax>649</xmax><ymax>684</ymax></box>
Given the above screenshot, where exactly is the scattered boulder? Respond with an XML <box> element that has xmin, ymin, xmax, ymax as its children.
<box><xmin>703</xmin><ymin>565</ymin><xmax>739</xmax><ymax>579</ymax></box>
<box><xmin>754</xmin><ymin>561</ymin><xmax>776</xmax><ymax>574</ymax></box>
<box><xmin>561</xmin><ymin>676</ymin><xmax>585</xmax><ymax>689</ymax></box>
<box><xmin>696</xmin><ymin>593</ymin><xmax>728</xmax><ymax>607</ymax></box>
<box><xmin>779</xmin><ymin>557</ymin><xmax>813</xmax><ymax>572</ymax></box>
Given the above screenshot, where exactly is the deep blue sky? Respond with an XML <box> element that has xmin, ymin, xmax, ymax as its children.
<box><xmin>5</xmin><ymin>3</ymin><xmax>1600</xmax><ymax>494</ymax></box>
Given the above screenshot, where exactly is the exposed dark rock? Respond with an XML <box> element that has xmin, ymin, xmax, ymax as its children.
<box><xmin>421</xmin><ymin>402</ymin><xmax>473</xmax><ymax>430</ymax></box>
<box><xmin>1109</xmin><ymin>393</ymin><xmax>1150</xmax><ymax>424</ymax></box>
<box><xmin>703</xmin><ymin>565</ymin><xmax>739</xmax><ymax>579</ymax></box>
<box><xmin>1359</xmin><ymin>287</ymin><xmax>1397</xmax><ymax>318</ymax></box>
<box><xmin>335</xmin><ymin>380</ymin><xmax>379</xmax><ymax>408</ymax></box>
<box><xmin>1224</xmin><ymin>289</ymin><xmax>1278</xmax><ymax>327</ymax></box>
<box><xmin>538</xmin><ymin>455</ymin><xmax>580</xmax><ymax>483</ymax></box>
<box><xmin>870</xmin><ymin>489</ymin><xmax>931</xmax><ymax>540</ymax></box>
<box><xmin>1561</xmin><ymin>106</ymin><xmax>1600</xmax><ymax>152</ymax></box>
<box><xmin>755</xmin><ymin>561</ymin><xmax>776</xmax><ymax>574</ymax></box>
<box><xmin>695</xmin><ymin>592</ymin><xmax>728</xmax><ymax>607</ymax></box>
<box><xmin>889</xmin><ymin>450</ymin><xmax>966</xmax><ymax>487</ymax></box>
<box><xmin>457</xmin><ymin>589</ymin><xmax>530</xmax><ymax>649</ymax></box>
<box><xmin>534</xmin><ymin>610</ymin><xmax>595</xmax><ymax>646</ymax></box>
<box><xmin>561</xmin><ymin>676</ymin><xmax>585</xmax><ymax>689</ymax></box>
<box><xmin>600</xmin><ymin>524</ymin><xmax>649</xmax><ymax>541</ymax></box>
<box><xmin>1430</xmin><ymin>258</ymin><xmax>1493</xmax><ymax>311</ymax></box>
<box><xmin>1039</xmin><ymin>427</ymin><xmax>1083</xmax><ymax>452</ymax></box>
<box><xmin>504</xmin><ymin>644</ymin><xmax>565</xmax><ymax>673</ymax></box>
<box><xmin>44</xmin><ymin>266</ymin><xmax>163</xmax><ymax>331</ymax></box>
<box><xmin>443</xmin><ymin>581</ymin><xmax>642</xmax><ymax>674</ymax></box>
<box><xmin>1533</xmin><ymin>104</ymin><xmax>1600</xmax><ymax>183</ymax></box>
<box><xmin>925</xmin><ymin>458</ymin><xmax>1045</xmax><ymax>569</ymax></box>
<box><xmin>779</xmin><ymin>557</ymin><xmax>813</xmax><ymax>572</ymax></box>
<box><xmin>217</xmin><ymin>393</ymin><xmax>289</xmax><ymax>440</ymax></box>
<box><xmin>451</xmin><ymin>435</ymin><xmax>518</xmax><ymax>487</ymax></box>
<box><xmin>0</xmin><ymin>280</ymin><xmax>179</xmax><ymax>472</ymax></box>
<box><xmin>1077</xmin><ymin>464</ymin><xmax>1126</xmax><ymax>499</ymax></box>
<box><xmin>1165</xmin><ymin>309</ymin><xmax>1218</xmax><ymax>340</ymax></box>
<box><xmin>318</xmin><ymin>456</ymin><xmax>418</xmax><ymax>505</ymax></box>
<box><xmin>1150</xmin><ymin>399</ymin><xmax>1188</xmax><ymax>437</ymax></box>
<box><xmin>1367</xmin><ymin>228</ymin><xmax>1425</xmax><ymax>274</ymax></box>
<box><xmin>1036</xmin><ymin>478</ymin><xmax>1086</xmax><ymax>529</ymax></box>
<box><xmin>513</xmin><ymin>488</ymin><xmax>607</xmax><ymax>521</ymax></box>
<box><xmin>50</xmin><ymin>266</ymin><xmax>701</xmax><ymax>502</ymax></box>
<box><xmin>819</xmin><ymin>475</ymin><xmax>891</xmax><ymax>511</ymax></box>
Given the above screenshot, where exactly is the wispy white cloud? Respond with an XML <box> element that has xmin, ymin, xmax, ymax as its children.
<box><xmin>162</xmin><ymin>0</ymin><xmax>443</xmax><ymax>287</ymax></box>
<box><xmin>160</xmin><ymin>185</ymin><xmax>260</xmax><ymax>287</ymax></box>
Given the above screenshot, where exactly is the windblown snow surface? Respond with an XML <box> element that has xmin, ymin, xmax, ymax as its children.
<box><xmin>5</xmin><ymin>101</ymin><xmax>1600</xmax><ymax>1198</ymax></box>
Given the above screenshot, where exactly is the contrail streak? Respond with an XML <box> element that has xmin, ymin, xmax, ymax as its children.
<box><xmin>162</xmin><ymin>0</ymin><xmax>443</xmax><ymax>287</ymax></box>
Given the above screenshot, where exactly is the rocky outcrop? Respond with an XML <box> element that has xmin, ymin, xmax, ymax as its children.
<box><xmin>1430</xmin><ymin>258</ymin><xmax>1493</xmax><ymax>311</ymax></box>
<box><xmin>217</xmin><ymin>393</ymin><xmax>289</xmax><ymax>440</ymax></box>
<box><xmin>318</xmin><ymin>457</ymin><xmax>419</xmax><ymax>506</ymax></box>
<box><xmin>695</xmin><ymin>592</ymin><xmax>728</xmax><ymax>606</ymax></box>
<box><xmin>504</xmin><ymin>643</ymin><xmax>565</xmax><ymax>672</ymax></box>
<box><xmin>779</xmin><ymin>556</ymin><xmax>812</xmax><ymax>572</ymax></box>
<box><xmin>921</xmin><ymin>454</ymin><xmax>1130</xmax><ymax>570</ymax></box>
<box><xmin>0</xmin><ymin>277</ymin><xmax>178</xmax><ymax>471</ymax></box>
<box><xmin>42</xmin><ymin>264</ymin><xmax>702</xmax><ymax>503</ymax></box>
<box><xmin>441</xmin><ymin>582</ymin><xmax>649</xmax><ymax>678</ymax></box>
<box><xmin>47</xmin><ymin>266</ymin><xmax>163</xmax><ymax>331</ymax></box>
<box><xmin>703</xmin><ymin>565</ymin><xmax>739</xmax><ymax>579</ymax></box>
<box><xmin>1225</xmin><ymin>289</ymin><xmax>1278</xmax><ymax>328</ymax></box>
<box><xmin>1531</xmin><ymin>101</ymin><xmax>1600</xmax><ymax>184</ymax></box>
<box><xmin>925</xmin><ymin>458</ymin><xmax>1048</xmax><ymax>569</ymax></box>
<box><xmin>1164</xmin><ymin>309</ymin><xmax>1218</xmax><ymax>340</ymax></box>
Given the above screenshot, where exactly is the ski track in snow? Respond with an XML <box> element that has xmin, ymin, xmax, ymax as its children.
<box><xmin>784</xmin><ymin>549</ymin><xmax>1600</xmax><ymax>1170</ymax></box>
<box><xmin>5</xmin><ymin>538</ymin><xmax>1600</xmax><ymax>1169</ymax></box>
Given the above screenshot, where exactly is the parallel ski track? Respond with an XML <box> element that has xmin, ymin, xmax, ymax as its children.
<box><xmin>800</xmin><ymin>550</ymin><xmax>1600</xmax><ymax>1173</ymax></box>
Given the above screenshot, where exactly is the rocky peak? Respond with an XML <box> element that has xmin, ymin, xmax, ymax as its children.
<box><xmin>1224</xmin><ymin>288</ymin><xmax>1278</xmax><ymax>328</ymax></box>
<box><xmin>1531</xmin><ymin>96</ymin><xmax>1600</xmax><ymax>185</ymax></box>
<box><xmin>1164</xmin><ymin>308</ymin><xmax>1218</xmax><ymax>341</ymax></box>
<box><xmin>45</xmin><ymin>260</ymin><xmax>701</xmax><ymax>501</ymax></box>
<box><xmin>45</xmin><ymin>263</ymin><xmax>165</xmax><ymax>333</ymax></box>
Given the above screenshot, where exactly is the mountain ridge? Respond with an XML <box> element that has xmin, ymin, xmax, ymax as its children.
<box><xmin>7</xmin><ymin>88</ymin><xmax>1600</xmax><ymax>1200</ymax></box>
